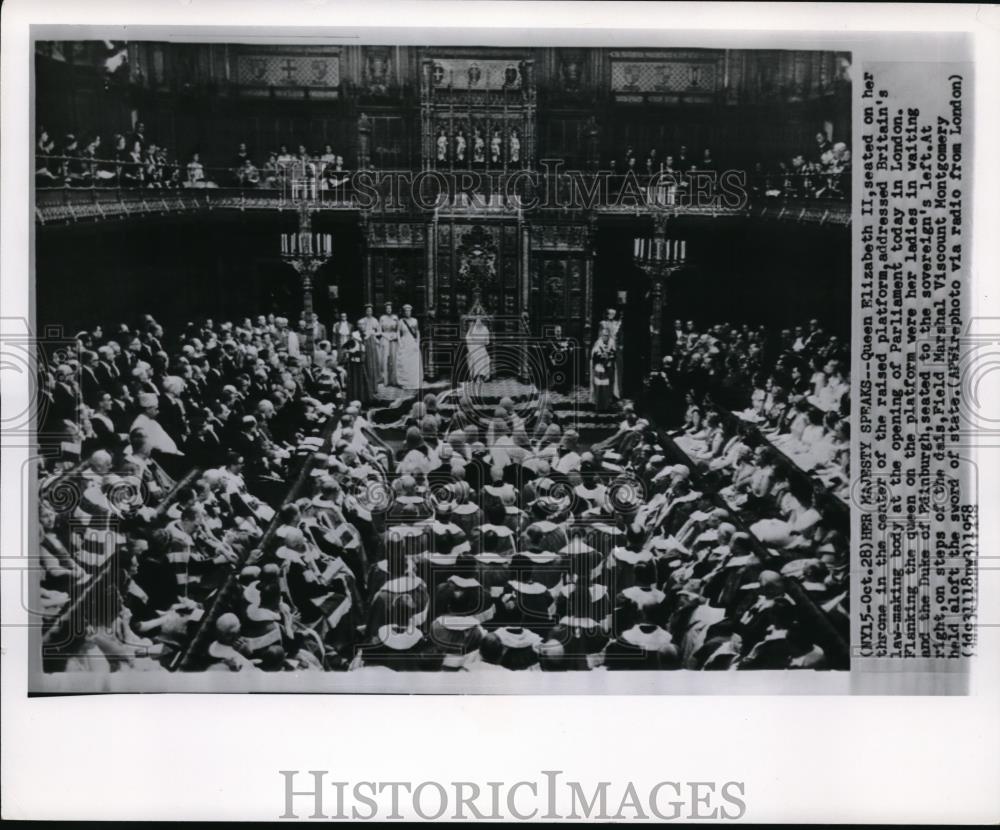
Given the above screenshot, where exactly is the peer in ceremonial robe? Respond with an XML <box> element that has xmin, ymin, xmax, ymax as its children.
<box><xmin>590</xmin><ymin>332</ymin><xmax>615</xmax><ymax>412</ymax></box>
<box><xmin>599</xmin><ymin>308</ymin><xmax>624</xmax><ymax>399</ymax></box>
<box><xmin>343</xmin><ymin>331</ymin><xmax>372</xmax><ymax>405</ymax></box>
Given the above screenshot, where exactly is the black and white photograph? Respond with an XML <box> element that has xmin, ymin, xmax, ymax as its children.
<box><xmin>2</xmin><ymin>1</ymin><xmax>997</xmax><ymax>823</ymax></box>
<box><xmin>29</xmin><ymin>35</ymin><xmax>853</xmax><ymax>689</ymax></box>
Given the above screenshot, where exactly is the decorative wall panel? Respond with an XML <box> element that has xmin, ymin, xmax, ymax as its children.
<box><xmin>233</xmin><ymin>47</ymin><xmax>341</xmax><ymax>97</ymax></box>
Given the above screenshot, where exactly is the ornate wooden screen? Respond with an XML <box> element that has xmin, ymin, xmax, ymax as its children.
<box><xmin>528</xmin><ymin>222</ymin><xmax>595</xmax><ymax>345</ymax></box>
<box><xmin>419</xmin><ymin>54</ymin><xmax>537</xmax><ymax>172</ymax></box>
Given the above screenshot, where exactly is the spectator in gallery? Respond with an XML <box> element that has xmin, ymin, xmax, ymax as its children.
<box><xmin>36</xmin><ymin>127</ymin><xmax>58</xmax><ymax>183</ymax></box>
<box><xmin>61</xmin><ymin>134</ymin><xmax>89</xmax><ymax>186</ymax></box>
<box><xmin>319</xmin><ymin>143</ymin><xmax>336</xmax><ymax>169</ymax></box>
<box><xmin>234</xmin><ymin>141</ymin><xmax>251</xmax><ymax>170</ymax></box>
<box><xmin>185</xmin><ymin>152</ymin><xmax>216</xmax><ymax>188</ymax></box>
<box><xmin>814</xmin><ymin>130</ymin><xmax>832</xmax><ymax>160</ymax></box>
<box><xmin>277</xmin><ymin>144</ymin><xmax>295</xmax><ymax>171</ymax></box>
<box><xmin>83</xmin><ymin>135</ymin><xmax>115</xmax><ymax>183</ymax></box>
<box><xmin>122</xmin><ymin>140</ymin><xmax>145</xmax><ymax>187</ymax></box>
<box><xmin>130</xmin><ymin>121</ymin><xmax>147</xmax><ymax>153</ymax></box>
<box><xmin>237</xmin><ymin>157</ymin><xmax>260</xmax><ymax>187</ymax></box>
<box><xmin>295</xmin><ymin>144</ymin><xmax>316</xmax><ymax>177</ymax></box>
<box><xmin>111</xmin><ymin>132</ymin><xmax>129</xmax><ymax>167</ymax></box>
<box><xmin>144</xmin><ymin>143</ymin><xmax>163</xmax><ymax>188</ymax></box>
<box><xmin>262</xmin><ymin>152</ymin><xmax>280</xmax><ymax>188</ymax></box>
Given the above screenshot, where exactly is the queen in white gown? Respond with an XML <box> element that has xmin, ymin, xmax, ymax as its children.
<box><xmin>396</xmin><ymin>305</ymin><xmax>423</xmax><ymax>390</ymax></box>
<box><xmin>466</xmin><ymin>316</ymin><xmax>491</xmax><ymax>381</ymax></box>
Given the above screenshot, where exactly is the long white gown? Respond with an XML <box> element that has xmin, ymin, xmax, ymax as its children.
<box><xmin>466</xmin><ymin>319</ymin><xmax>491</xmax><ymax>380</ymax></box>
<box><xmin>396</xmin><ymin>316</ymin><xmax>423</xmax><ymax>389</ymax></box>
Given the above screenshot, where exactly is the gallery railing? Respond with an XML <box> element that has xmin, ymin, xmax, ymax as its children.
<box><xmin>35</xmin><ymin>154</ymin><xmax>850</xmax><ymax>224</ymax></box>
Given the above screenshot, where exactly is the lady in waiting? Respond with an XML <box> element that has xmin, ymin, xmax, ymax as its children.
<box><xmin>396</xmin><ymin>305</ymin><xmax>423</xmax><ymax>390</ymax></box>
<box><xmin>357</xmin><ymin>305</ymin><xmax>383</xmax><ymax>392</ymax></box>
<box><xmin>466</xmin><ymin>316</ymin><xmax>492</xmax><ymax>382</ymax></box>
<box><xmin>599</xmin><ymin>307</ymin><xmax>624</xmax><ymax>399</ymax></box>
<box><xmin>379</xmin><ymin>302</ymin><xmax>400</xmax><ymax>387</ymax></box>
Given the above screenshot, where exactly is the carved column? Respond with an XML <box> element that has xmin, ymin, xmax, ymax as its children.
<box><xmin>357</xmin><ymin>112</ymin><xmax>372</xmax><ymax>170</ymax></box>
<box><xmin>420</xmin><ymin>61</ymin><xmax>434</xmax><ymax>171</ymax></box>
<box><xmin>583</xmin><ymin>223</ymin><xmax>595</xmax><ymax>349</ymax></box>
<box><xmin>649</xmin><ymin>279</ymin><xmax>664</xmax><ymax>370</ymax></box>
<box><xmin>519</xmin><ymin>220</ymin><xmax>531</xmax><ymax>381</ymax></box>
<box><xmin>520</xmin><ymin>220</ymin><xmax>531</xmax><ymax>320</ymax></box>
<box><xmin>360</xmin><ymin>215</ymin><xmax>373</xmax><ymax>305</ymax></box>
<box><xmin>298</xmin><ymin>261</ymin><xmax>318</xmax><ymax>316</ymax></box>
<box><xmin>586</xmin><ymin>116</ymin><xmax>600</xmax><ymax>171</ymax></box>
<box><xmin>522</xmin><ymin>59</ymin><xmax>536</xmax><ymax>169</ymax></box>
<box><xmin>425</xmin><ymin>219</ymin><xmax>437</xmax><ymax>379</ymax></box>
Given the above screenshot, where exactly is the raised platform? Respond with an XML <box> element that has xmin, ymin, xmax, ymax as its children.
<box><xmin>367</xmin><ymin>377</ymin><xmax>626</xmax><ymax>446</ymax></box>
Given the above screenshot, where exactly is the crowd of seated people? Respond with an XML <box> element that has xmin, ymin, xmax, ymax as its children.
<box><xmin>35</xmin><ymin>124</ymin><xmax>191</xmax><ymax>189</ymax></box>
<box><xmin>665</xmin><ymin>404</ymin><xmax>850</xmax><ymax>665</ymax></box>
<box><xmin>750</xmin><ymin>132</ymin><xmax>851</xmax><ymax>201</ymax></box>
<box><xmin>37</xmin><ymin>305</ymin><xmax>850</xmax><ymax>675</ymax></box>
<box><xmin>183</xmin><ymin>386</ymin><xmax>848</xmax><ymax>674</ymax></box>
<box><xmin>35</xmin><ymin>311</ymin><xmax>368</xmax><ymax>672</ymax></box>
<box><xmin>606</xmin><ymin>133</ymin><xmax>849</xmax><ymax>203</ymax></box>
<box><xmin>36</xmin><ymin>122</ymin><xmax>350</xmax><ymax>193</ymax></box>
<box><xmin>612</xmin><ymin>144</ymin><xmax>718</xmax><ymax>177</ymax></box>
<box><xmin>662</xmin><ymin>317</ymin><xmax>850</xmax><ymax>501</ymax></box>
<box><xmin>666</xmin><ymin>317</ymin><xmax>849</xmax><ymax>414</ymax></box>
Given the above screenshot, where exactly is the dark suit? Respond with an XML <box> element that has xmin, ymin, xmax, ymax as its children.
<box><xmin>183</xmin><ymin>427</ymin><xmax>224</xmax><ymax>469</ymax></box>
<box><xmin>158</xmin><ymin>395</ymin><xmax>189</xmax><ymax>444</ymax></box>
<box><xmin>96</xmin><ymin>360</ymin><xmax>120</xmax><ymax>389</ymax></box>
<box><xmin>80</xmin><ymin>365</ymin><xmax>102</xmax><ymax>406</ymax></box>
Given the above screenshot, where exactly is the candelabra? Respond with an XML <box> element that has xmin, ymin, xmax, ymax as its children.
<box><xmin>280</xmin><ymin>203</ymin><xmax>332</xmax><ymax>316</ymax></box>
<box><xmin>634</xmin><ymin>233</ymin><xmax>687</xmax><ymax>371</ymax></box>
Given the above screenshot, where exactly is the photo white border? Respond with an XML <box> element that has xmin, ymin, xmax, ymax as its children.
<box><xmin>3</xmin><ymin>1</ymin><xmax>999</xmax><ymax>822</ymax></box>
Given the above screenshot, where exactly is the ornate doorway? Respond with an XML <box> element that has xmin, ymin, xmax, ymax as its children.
<box><xmin>432</xmin><ymin>220</ymin><xmax>525</xmax><ymax>331</ymax></box>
